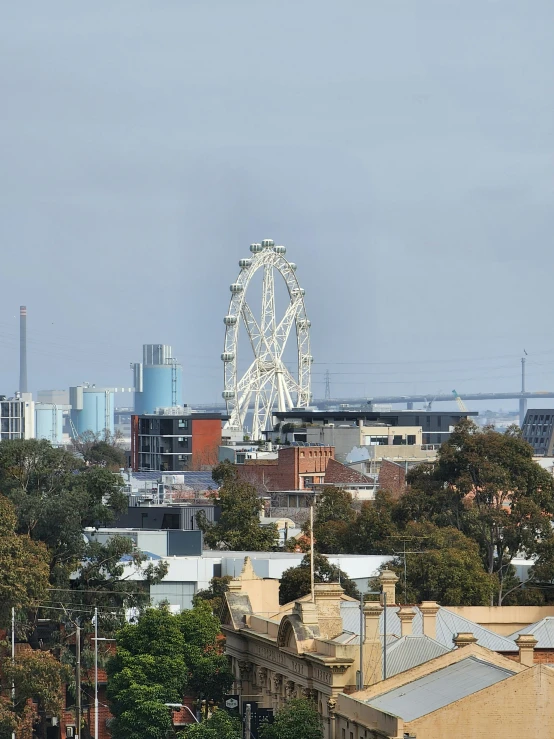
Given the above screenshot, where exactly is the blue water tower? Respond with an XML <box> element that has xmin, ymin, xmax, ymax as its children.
<box><xmin>69</xmin><ymin>385</ymin><xmax>115</xmax><ymax>436</ymax></box>
<box><xmin>132</xmin><ymin>344</ymin><xmax>183</xmax><ymax>415</ymax></box>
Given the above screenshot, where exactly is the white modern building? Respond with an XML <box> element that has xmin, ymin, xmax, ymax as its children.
<box><xmin>0</xmin><ymin>393</ymin><xmax>34</xmax><ymax>440</ymax></box>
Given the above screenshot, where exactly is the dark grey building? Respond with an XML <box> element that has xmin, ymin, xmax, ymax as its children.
<box><xmin>521</xmin><ymin>409</ymin><xmax>554</xmax><ymax>455</ymax></box>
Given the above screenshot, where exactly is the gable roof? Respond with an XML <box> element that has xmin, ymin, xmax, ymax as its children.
<box><xmin>339</xmin><ymin>603</ymin><xmax>517</xmax><ymax>652</ymax></box>
<box><xmin>366</xmin><ymin>656</ymin><xmax>515</xmax><ymax>721</ymax></box>
<box><xmin>509</xmin><ymin>616</ymin><xmax>554</xmax><ymax>648</ymax></box>
<box><xmin>385</xmin><ymin>635</ymin><xmax>451</xmax><ymax>677</ymax></box>
<box><xmin>323</xmin><ymin>458</ymin><xmax>373</xmax><ymax>485</ymax></box>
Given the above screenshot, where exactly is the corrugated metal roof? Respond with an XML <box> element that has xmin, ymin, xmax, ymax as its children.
<box><xmin>385</xmin><ymin>635</ymin><xmax>450</xmax><ymax>678</ymax></box>
<box><xmin>435</xmin><ymin>608</ymin><xmax>516</xmax><ymax>652</ymax></box>
<box><xmin>339</xmin><ymin>603</ymin><xmax>515</xmax><ymax>652</ymax></box>
<box><xmin>366</xmin><ymin>656</ymin><xmax>515</xmax><ymax>721</ymax></box>
<box><xmin>509</xmin><ymin>617</ymin><xmax>554</xmax><ymax>648</ymax></box>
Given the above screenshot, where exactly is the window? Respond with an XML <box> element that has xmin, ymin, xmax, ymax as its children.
<box><xmin>437</xmin><ymin>416</ymin><xmax>442</xmax><ymax>428</ymax></box>
<box><xmin>178</xmin><ymin>419</ymin><xmax>188</xmax><ymax>429</ymax></box>
<box><xmin>407</xmin><ymin>435</ymin><xmax>416</xmax><ymax>445</ymax></box>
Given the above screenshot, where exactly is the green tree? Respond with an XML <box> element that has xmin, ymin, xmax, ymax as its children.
<box><xmin>259</xmin><ymin>698</ymin><xmax>323</xmax><ymax>739</ymax></box>
<box><xmin>211</xmin><ymin>461</ymin><xmax>237</xmax><ymax>486</ymax></box>
<box><xmin>107</xmin><ymin>605</ymin><xmax>233</xmax><ymax>739</ymax></box>
<box><xmin>178</xmin><ymin>601</ymin><xmax>233</xmax><ymax>703</ymax></box>
<box><xmin>404</xmin><ymin>420</ymin><xmax>554</xmax><ymax>604</ymax></box>
<box><xmin>2</xmin><ymin>648</ymin><xmax>66</xmax><ymax>739</ymax></box>
<box><xmin>197</xmin><ymin>474</ymin><xmax>278</xmax><ymax>551</ymax></box>
<box><xmin>179</xmin><ymin>709</ymin><xmax>242</xmax><ymax>739</ymax></box>
<box><xmin>348</xmin><ymin>491</ymin><xmax>397</xmax><ymax>554</ymax></box>
<box><xmin>0</xmin><ymin>495</ymin><xmax>50</xmax><ymax>628</ymax></box>
<box><xmin>71</xmin><ymin>430</ymin><xmax>127</xmax><ymax>469</ymax></box>
<box><xmin>279</xmin><ymin>554</ymin><xmax>359</xmax><ymax>605</ymax></box>
<box><xmin>0</xmin><ymin>439</ymin><xmax>126</xmax><ymax>585</ymax></box>
<box><xmin>193</xmin><ymin>576</ymin><xmax>232</xmax><ymax>617</ymax></box>
<box><xmin>308</xmin><ymin>488</ymin><xmax>355</xmax><ymax>554</ymax></box>
<box><xmin>385</xmin><ymin>522</ymin><xmax>496</xmax><ymax>605</ymax></box>
<box><xmin>107</xmin><ymin>608</ymin><xmax>188</xmax><ymax>739</ymax></box>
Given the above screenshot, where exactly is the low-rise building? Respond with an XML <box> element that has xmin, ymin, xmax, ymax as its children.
<box><xmin>334</xmin><ymin>640</ymin><xmax>550</xmax><ymax>739</ymax></box>
<box><xmin>221</xmin><ymin>564</ymin><xmax>524</xmax><ymax>739</ymax></box>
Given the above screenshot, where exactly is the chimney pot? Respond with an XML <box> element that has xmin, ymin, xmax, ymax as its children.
<box><xmin>379</xmin><ymin>569</ymin><xmax>399</xmax><ymax>605</ymax></box>
<box><xmin>453</xmin><ymin>632</ymin><xmax>478</xmax><ymax>648</ymax></box>
<box><xmin>419</xmin><ymin>601</ymin><xmax>440</xmax><ymax>639</ymax></box>
<box><xmin>397</xmin><ymin>606</ymin><xmax>416</xmax><ymax>637</ymax></box>
<box><xmin>515</xmin><ymin>633</ymin><xmax>537</xmax><ymax>667</ymax></box>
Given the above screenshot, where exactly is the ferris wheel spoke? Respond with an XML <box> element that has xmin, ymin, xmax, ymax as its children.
<box><xmin>260</xmin><ymin>264</ymin><xmax>276</xmax><ymax>345</ymax></box>
<box><xmin>273</xmin><ymin>296</ymin><xmax>302</xmax><ymax>359</ymax></box>
<box><xmin>242</xmin><ymin>301</ymin><xmax>273</xmax><ymax>359</ymax></box>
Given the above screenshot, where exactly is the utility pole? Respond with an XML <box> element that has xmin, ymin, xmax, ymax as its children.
<box><xmin>519</xmin><ymin>354</ymin><xmax>527</xmax><ymax>427</ymax></box>
<box><xmin>94</xmin><ymin>608</ymin><xmax>98</xmax><ymax>739</ymax></box>
<box><xmin>11</xmin><ymin>608</ymin><xmax>15</xmax><ymax>739</ymax></box>
<box><xmin>357</xmin><ymin>590</ymin><xmax>364</xmax><ymax>690</ymax></box>
<box><xmin>310</xmin><ymin>503</ymin><xmax>315</xmax><ymax>602</ymax></box>
<box><xmin>76</xmin><ymin>621</ymin><xmax>81</xmax><ymax>739</ymax></box>
<box><xmin>244</xmin><ymin>703</ymin><xmax>251</xmax><ymax>739</ymax></box>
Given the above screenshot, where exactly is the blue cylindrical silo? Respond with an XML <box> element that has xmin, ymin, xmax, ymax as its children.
<box><xmin>35</xmin><ymin>403</ymin><xmax>65</xmax><ymax>445</ymax></box>
<box><xmin>132</xmin><ymin>344</ymin><xmax>183</xmax><ymax>415</ymax></box>
<box><xmin>69</xmin><ymin>386</ymin><xmax>115</xmax><ymax>436</ymax></box>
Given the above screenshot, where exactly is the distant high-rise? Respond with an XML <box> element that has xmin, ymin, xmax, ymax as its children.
<box><xmin>19</xmin><ymin>306</ymin><xmax>27</xmax><ymax>393</ymax></box>
<box><xmin>132</xmin><ymin>344</ymin><xmax>183</xmax><ymax>415</ymax></box>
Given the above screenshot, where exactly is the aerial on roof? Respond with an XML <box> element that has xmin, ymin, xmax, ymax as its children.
<box><xmin>366</xmin><ymin>656</ymin><xmax>515</xmax><ymax>721</ymax></box>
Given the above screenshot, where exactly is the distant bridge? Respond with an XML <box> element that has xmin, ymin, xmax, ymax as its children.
<box><xmin>195</xmin><ymin>390</ymin><xmax>554</xmax><ymax>424</ymax></box>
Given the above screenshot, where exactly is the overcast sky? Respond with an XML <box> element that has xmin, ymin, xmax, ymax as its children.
<box><xmin>1</xmin><ymin>1</ymin><xmax>553</xmax><ymax>413</ymax></box>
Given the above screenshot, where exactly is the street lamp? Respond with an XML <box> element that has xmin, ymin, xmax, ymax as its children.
<box><xmin>164</xmin><ymin>704</ymin><xmax>200</xmax><ymax>724</ymax></box>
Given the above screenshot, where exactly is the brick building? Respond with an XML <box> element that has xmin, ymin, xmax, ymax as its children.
<box><xmin>131</xmin><ymin>411</ymin><xmax>225</xmax><ymax>471</ymax></box>
<box><xmin>237</xmin><ymin>445</ymin><xmax>334</xmax><ymax>490</ymax></box>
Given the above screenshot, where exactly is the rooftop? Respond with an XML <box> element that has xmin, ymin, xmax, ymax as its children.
<box><xmin>366</xmin><ymin>656</ymin><xmax>515</xmax><ymax>721</ymax></box>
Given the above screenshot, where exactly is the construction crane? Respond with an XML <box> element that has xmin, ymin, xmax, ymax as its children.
<box><xmin>452</xmin><ymin>389</ymin><xmax>468</xmax><ymax>412</ymax></box>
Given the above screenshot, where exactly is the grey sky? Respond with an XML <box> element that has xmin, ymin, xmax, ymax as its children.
<box><xmin>1</xmin><ymin>1</ymin><xmax>553</xmax><ymax>411</ymax></box>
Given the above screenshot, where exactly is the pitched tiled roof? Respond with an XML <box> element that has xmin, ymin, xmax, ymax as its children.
<box><xmin>324</xmin><ymin>458</ymin><xmax>372</xmax><ymax>485</ymax></box>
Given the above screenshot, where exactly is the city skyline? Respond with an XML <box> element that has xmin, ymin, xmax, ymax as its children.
<box><xmin>1</xmin><ymin>1</ymin><xmax>554</xmax><ymax>409</ymax></box>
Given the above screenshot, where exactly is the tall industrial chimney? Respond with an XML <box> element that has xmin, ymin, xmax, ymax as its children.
<box><xmin>19</xmin><ymin>305</ymin><xmax>27</xmax><ymax>393</ymax></box>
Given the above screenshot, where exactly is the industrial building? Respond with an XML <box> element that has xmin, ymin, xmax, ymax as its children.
<box><xmin>0</xmin><ymin>393</ymin><xmax>34</xmax><ymax>440</ymax></box>
<box><xmin>35</xmin><ymin>402</ymin><xmax>68</xmax><ymax>445</ymax></box>
<box><xmin>132</xmin><ymin>343</ymin><xmax>183</xmax><ymax>415</ymax></box>
<box><xmin>130</xmin><ymin>409</ymin><xmax>226</xmax><ymax>471</ymax></box>
<box><xmin>69</xmin><ymin>384</ymin><xmax>115</xmax><ymax>437</ymax></box>
<box><xmin>521</xmin><ymin>408</ymin><xmax>554</xmax><ymax>456</ymax></box>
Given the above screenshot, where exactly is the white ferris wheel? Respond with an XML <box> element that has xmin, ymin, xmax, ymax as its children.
<box><xmin>222</xmin><ymin>239</ymin><xmax>312</xmax><ymax>440</ymax></box>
